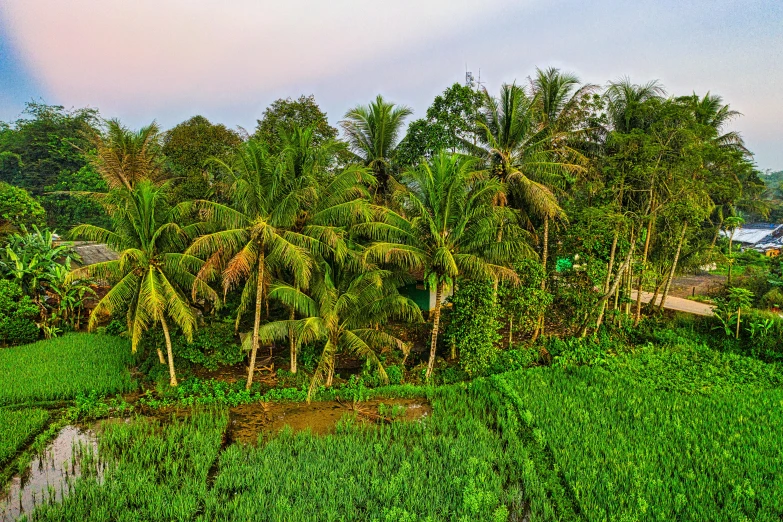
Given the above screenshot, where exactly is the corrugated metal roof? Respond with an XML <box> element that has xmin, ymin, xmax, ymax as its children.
<box><xmin>722</xmin><ymin>224</ymin><xmax>783</xmax><ymax>246</ymax></box>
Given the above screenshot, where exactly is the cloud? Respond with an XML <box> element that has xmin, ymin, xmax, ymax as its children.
<box><xmin>1</xmin><ymin>0</ymin><xmax>522</xmax><ymax>111</ymax></box>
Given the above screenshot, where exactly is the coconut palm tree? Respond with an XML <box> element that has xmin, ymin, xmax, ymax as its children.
<box><xmin>529</xmin><ymin>68</ymin><xmax>596</xmax><ymax>333</ymax></box>
<box><xmin>275</xmin><ymin>125</ymin><xmax>375</xmax><ymax>373</ymax></box>
<box><xmin>188</xmin><ymin>132</ymin><xmax>374</xmax><ymax>388</ymax></box>
<box><xmin>359</xmin><ymin>151</ymin><xmax>531</xmax><ymax>380</ymax></box>
<box><xmin>256</xmin><ymin>262</ymin><xmax>422</xmax><ymax>401</ymax></box>
<box><xmin>187</xmin><ymin>140</ymin><xmax>314</xmax><ymax>389</ymax></box>
<box><xmin>67</xmin><ymin>180</ymin><xmax>214</xmax><ymax>386</ymax></box>
<box><xmin>604</xmin><ymin>77</ymin><xmax>666</xmax><ymax>133</ymax></box>
<box><xmin>87</xmin><ymin>120</ymin><xmax>167</xmax><ymax>191</ymax></box>
<box><xmin>680</xmin><ymin>92</ymin><xmax>747</xmax><ymax>153</ymax></box>
<box><xmin>340</xmin><ymin>95</ymin><xmax>412</xmax><ymax>198</ymax></box>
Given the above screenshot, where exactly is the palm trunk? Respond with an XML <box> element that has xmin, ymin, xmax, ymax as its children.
<box><xmin>289</xmin><ymin>307</ymin><xmax>297</xmax><ymax>374</ymax></box>
<box><xmin>246</xmin><ymin>253</ymin><xmax>265</xmax><ymax>390</ymax></box>
<box><xmin>425</xmin><ymin>281</ymin><xmax>444</xmax><ymax>382</ymax></box>
<box><xmin>156</xmin><ymin>346</ymin><xmax>166</xmax><ymax>365</ymax></box>
<box><xmin>535</xmin><ymin>216</ymin><xmax>550</xmax><ymax>338</ymax></box>
<box><xmin>326</xmin><ymin>365</ymin><xmax>334</xmax><ymax>388</ymax></box>
<box><xmin>735</xmin><ymin>306</ymin><xmax>741</xmax><ymax>340</ymax></box>
<box><xmin>634</xmin><ymin>214</ymin><xmax>654</xmax><ymax>325</ymax></box>
<box><xmin>508</xmin><ymin>317</ymin><xmax>513</xmax><ymax>349</ymax></box>
<box><xmin>160</xmin><ymin>316</ymin><xmax>178</xmax><ymax>387</ymax></box>
<box><xmin>605</xmin><ymin>224</ymin><xmax>620</xmax><ymax>292</ymax></box>
<box><xmin>658</xmin><ymin>223</ymin><xmax>687</xmax><ymax>311</ymax></box>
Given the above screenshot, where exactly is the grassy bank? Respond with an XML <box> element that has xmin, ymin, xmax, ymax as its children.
<box><xmin>0</xmin><ymin>333</ymin><xmax>137</xmax><ymax>406</ymax></box>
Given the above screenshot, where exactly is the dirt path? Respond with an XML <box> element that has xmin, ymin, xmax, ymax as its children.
<box><xmin>630</xmin><ymin>290</ymin><xmax>715</xmax><ymax>316</ymax></box>
<box><xmin>669</xmin><ymin>273</ymin><xmax>725</xmax><ymax>298</ymax></box>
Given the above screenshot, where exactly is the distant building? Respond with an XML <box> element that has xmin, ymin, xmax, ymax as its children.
<box><xmin>723</xmin><ymin>223</ymin><xmax>783</xmax><ymax>257</ymax></box>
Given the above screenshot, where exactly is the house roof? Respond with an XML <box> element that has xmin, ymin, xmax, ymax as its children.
<box><xmin>62</xmin><ymin>241</ymin><xmax>119</xmax><ymax>266</ymax></box>
<box><xmin>723</xmin><ymin>223</ymin><xmax>783</xmax><ymax>247</ymax></box>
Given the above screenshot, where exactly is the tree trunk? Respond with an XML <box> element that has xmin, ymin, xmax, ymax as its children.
<box><xmin>246</xmin><ymin>253</ymin><xmax>265</xmax><ymax>390</ymax></box>
<box><xmin>289</xmin><ymin>307</ymin><xmax>297</xmax><ymax>374</ymax></box>
<box><xmin>589</xmin><ymin>227</ymin><xmax>635</xmax><ymax>335</ymax></box>
<box><xmin>605</xmin><ymin>224</ymin><xmax>620</xmax><ymax>293</ymax></box>
<box><xmin>648</xmin><ymin>273</ymin><xmax>665</xmax><ymax>313</ymax></box>
<box><xmin>508</xmin><ymin>317</ymin><xmax>513</xmax><ymax>349</ymax></box>
<box><xmin>727</xmin><ymin>233</ymin><xmax>734</xmax><ymax>285</ymax></box>
<box><xmin>536</xmin><ymin>217</ymin><xmax>550</xmax><ymax>338</ymax></box>
<box><xmin>156</xmin><ymin>346</ymin><xmax>166</xmax><ymax>365</ymax></box>
<box><xmin>160</xmin><ymin>316</ymin><xmax>178</xmax><ymax>387</ymax></box>
<box><xmin>326</xmin><ymin>365</ymin><xmax>334</xmax><ymax>388</ymax></box>
<box><xmin>658</xmin><ymin>223</ymin><xmax>687</xmax><ymax>311</ymax></box>
<box><xmin>634</xmin><ymin>214</ymin><xmax>654</xmax><ymax>325</ymax></box>
<box><xmin>425</xmin><ymin>281</ymin><xmax>444</xmax><ymax>382</ymax></box>
<box><xmin>735</xmin><ymin>307</ymin><xmax>741</xmax><ymax>340</ymax></box>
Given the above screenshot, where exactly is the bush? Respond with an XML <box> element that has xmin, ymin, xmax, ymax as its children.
<box><xmin>445</xmin><ymin>279</ymin><xmax>501</xmax><ymax>376</ymax></box>
<box><xmin>0</xmin><ymin>279</ymin><xmax>39</xmax><ymax>345</ymax></box>
<box><xmin>0</xmin><ymin>182</ymin><xmax>45</xmax><ymax>231</ymax></box>
<box><xmin>142</xmin><ymin>321</ymin><xmax>244</xmax><ymax>372</ymax></box>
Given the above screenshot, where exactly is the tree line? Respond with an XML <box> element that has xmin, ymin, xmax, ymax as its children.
<box><xmin>0</xmin><ymin>68</ymin><xmax>771</xmax><ymax>394</ymax></box>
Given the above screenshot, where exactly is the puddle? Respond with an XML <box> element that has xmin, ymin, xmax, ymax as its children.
<box><xmin>229</xmin><ymin>398</ymin><xmax>432</xmax><ymax>444</ymax></box>
<box><xmin>0</xmin><ymin>426</ymin><xmax>103</xmax><ymax>521</ymax></box>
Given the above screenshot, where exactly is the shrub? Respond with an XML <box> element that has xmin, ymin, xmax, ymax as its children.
<box><xmin>445</xmin><ymin>279</ymin><xmax>501</xmax><ymax>376</ymax></box>
<box><xmin>0</xmin><ymin>279</ymin><xmax>39</xmax><ymax>345</ymax></box>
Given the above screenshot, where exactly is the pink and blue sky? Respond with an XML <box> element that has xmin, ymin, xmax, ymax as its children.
<box><xmin>1</xmin><ymin>0</ymin><xmax>781</xmax><ymax>169</ymax></box>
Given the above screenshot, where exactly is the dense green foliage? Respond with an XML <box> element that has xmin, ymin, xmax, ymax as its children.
<box><xmin>498</xmin><ymin>338</ymin><xmax>783</xmax><ymax>521</ymax></box>
<box><xmin>0</xmin><ymin>408</ymin><xmax>49</xmax><ymax>465</ymax></box>
<box><xmin>0</xmin><ymin>182</ymin><xmax>46</xmax><ymax>232</ymax></box>
<box><xmin>0</xmin><ymin>334</ymin><xmax>136</xmax><ymax>405</ymax></box>
<box><xmin>445</xmin><ymin>279</ymin><xmax>501</xmax><ymax>375</ymax></box>
<box><xmin>0</xmin><ymin>279</ymin><xmax>40</xmax><ymax>346</ymax></box>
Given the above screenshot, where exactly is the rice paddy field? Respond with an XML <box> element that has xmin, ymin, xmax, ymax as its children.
<box><xmin>0</xmin><ymin>409</ymin><xmax>49</xmax><ymax>466</ymax></box>
<box><xmin>3</xmin><ymin>333</ymin><xmax>783</xmax><ymax>521</ymax></box>
<box><xmin>0</xmin><ymin>334</ymin><xmax>137</xmax><ymax>406</ymax></box>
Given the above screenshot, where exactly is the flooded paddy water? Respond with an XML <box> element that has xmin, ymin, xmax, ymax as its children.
<box><xmin>0</xmin><ymin>426</ymin><xmax>102</xmax><ymax>522</ymax></box>
<box><xmin>0</xmin><ymin>398</ymin><xmax>430</xmax><ymax>519</ymax></box>
<box><xmin>228</xmin><ymin>398</ymin><xmax>432</xmax><ymax>444</ymax></box>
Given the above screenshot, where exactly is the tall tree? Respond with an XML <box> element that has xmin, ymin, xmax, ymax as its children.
<box><xmin>360</xmin><ymin>152</ymin><xmax>531</xmax><ymax>380</ymax></box>
<box><xmin>396</xmin><ymin>83</ymin><xmax>483</xmax><ymax>168</ymax></box>
<box><xmin>188</xmin><ymin>130</ymin><xmax>373</xmax><ymax>387</ymax></box>
<box><xmin>88</xmin><ymin>120</ymin><xmax>167</xmax><ymax>191</ymax></box>
<box><xmin>162</xmin><ymin>115</ymin><xmax>242</xmax><ymax>203</ymax></box>
<box><xmin>340</xmin><ymin>95</ymin><xmax>412</xmax><ymax>198</ymax></box>
<box><xmin>254</xmin><ymin>95</ymin><xmax>338</xmax><ymax>153</ymax></box>
<box><xmin>68</xmin><ymin>180</ymin><xmax>213</xmax><ymax>386</ymax></box>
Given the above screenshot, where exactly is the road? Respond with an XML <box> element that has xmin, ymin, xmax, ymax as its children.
<box><xmin>630</xmin><ymin>290</ymin><xmax>715</xmax><ymax>317</ymax></box>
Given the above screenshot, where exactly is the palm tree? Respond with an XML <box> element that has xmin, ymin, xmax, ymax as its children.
<box><xmin>67</xmin><ymin>180</ymin><xmax>214</xmax><ymax>386</ymax></box>
<box><xmin>187</xmin><ymin>140</ymin><xmax>314</xmax><ymax>389</ymax></box>
<box><xmin>256</xmin><ymin>263</ymin><xmax>422</xmax><ymax>401</ymax></box>
<box><xmin>680</xmin><ymin>92</ymin><xmax>747</xmax><ymax>153</ymax></box>
<box><xmin>529</xmin><ymin>68</ymin><xmax>596</xmax><ymax>333</ymax></box>
<box><xmin>340</xmin><ymin>95</ymin><xmax>412</xmax><ymax>198</ymax></box>
<box><xmin>604</xmin><ymin>78</ymin><xmax>666</xmax><ymax>134</ymax></box>
<box><xmin>275</xmin><ymin>125</ymin><xmax>376</xmax><ymax>373</ymax></box>
<box><xmin>87</xmin><ymin>120</ymin><xmax>166</xmax><ymax>191</ymax></box>
<box><xmin>188</xmin><ymin>132</ymin><xmax>374</xmax><ymax>388</ymax></box>
<box><xmin>360</xmin><ymin>151</ymin><xmax>531</xmax><ymax>380</ymax></box>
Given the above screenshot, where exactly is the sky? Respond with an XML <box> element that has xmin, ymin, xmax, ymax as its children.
<box><xmin>1</xmin><ymin>0</ymin><xmax>781</xmax><ymax>170</ymax></box>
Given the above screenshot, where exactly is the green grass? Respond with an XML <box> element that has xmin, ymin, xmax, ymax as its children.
<box><xmin>0</xmin><ymin>333</ymin><xmax>137</xmax><ymax>406</ymax></box>
<box><xmin>22</xmin><ymin>387</ymin><xmax>574</xmax><ymax>522</ymax></box>
<box><xmin>0</xmin><ymin>408</ymin><xmax>49</xmax><ymax>465</ymax></box>
<box><xmin>15</xmin><ymin>332</ymin><xmax>783</xmax><ymax>521</ymax></box>
<box><xmin>497</xmin><ymin>341</ymin><xmax>783</xmax><ymax>521</ymax></box>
